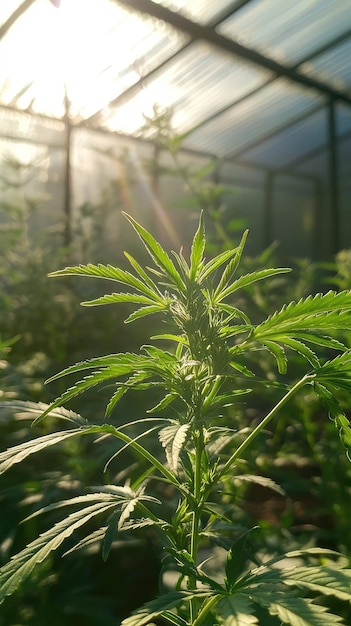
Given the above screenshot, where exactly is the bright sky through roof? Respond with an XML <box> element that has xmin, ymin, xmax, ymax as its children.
<box><xmin>0</xmin><ymin>0</ymin><xmax>173</xmax><ymax>120</ymax></box>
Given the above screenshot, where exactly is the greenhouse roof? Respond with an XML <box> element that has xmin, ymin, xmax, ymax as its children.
<box><xmin>1</xmin><ymin>0</ymin><xmax>351</xmax><ymax>174</ymax></box>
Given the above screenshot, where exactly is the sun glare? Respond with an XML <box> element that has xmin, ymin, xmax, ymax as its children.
<box><xmin>1</xmin><ymin>0</ymin><xmax>185</xmax><ymax>248</ymax></box>
<box><xmin>2</xmin><ymin>0</ymin><xmax>173</xmax><ymax>120</ymax></box>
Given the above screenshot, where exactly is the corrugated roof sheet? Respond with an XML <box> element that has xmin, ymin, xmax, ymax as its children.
<box><xmin>0</xmin><ymin>0</ymin><xmax>187</xmax><ymax>119</ymax></box>
<box><xmin>239</xmin><ymin>108</ymin><xmax>327</xmax><ymax>168</ymax></box>
<box><xmin>103</xmin><ymin>42</ymin><xmax>271</xmax><ymax>137</ymax></box>
<box><xmin>300</xmin><ymin>39</ymin><xmax>351</xmax><ymax>95</ymax></box>
<box><xmin>218</xmin><ymin>0</ymin><xmax>351</xmax><ymax>66</ymax></box>
<box><xmin>0</xmin><ymin>0</ymin><xmax>350</xmax><ymax>184</ymax></box>
<box><xmin>182</xmin><ymin>79</ymin><xmax>324</xmax><ymax>157</ymax></box>
<box><xmin>153</xmin><ymin>0</ymin><xmax>238</xmax><ymax>25</ymax></box>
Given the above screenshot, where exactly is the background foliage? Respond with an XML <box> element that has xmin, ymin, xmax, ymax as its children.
<box><xmin>1</xmin><ymin>129</ymin><xmax>351</xmax><ymax>624</ymax></box>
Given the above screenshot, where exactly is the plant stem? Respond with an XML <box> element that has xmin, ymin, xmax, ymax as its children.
<box><xmin>189</xmin><ymin>427</ymin><xmax>205</xmax><ymax>623</ymax></box>
<box><xmin>192</xmin><ymin>594</ymin><xmax>221</xmax><ymax>626</ymax></box>
<box><xmin>106</xmin><ymin>425</ymin><xmax>185</xmax><ymax>492</ymax></box>
<box><xmin>190</xmin><ymin>433</ymin><xmax>203</xmax><ymax>561</ymax></box>
<box><xmin>219</xmin><ymin>375</ymin><xmax>312</xmax><ymax>479</ymax></box>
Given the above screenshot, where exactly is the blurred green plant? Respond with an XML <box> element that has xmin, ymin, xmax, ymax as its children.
<box><xmin>2</xmin><ymin>214</ymin><xmax>351</xmax><ymax>624</ymax></box>
<box><xmin>0</xmin><ymin>152</ymin><xmax>143</xmax><ymax>378</ymax></box>
<box><xmin>0</xmin><ymin>153</ymin><xmax>74</xmax><ymax>365</ymax></box>
<box><xmin>141</xmin><ymin>105</ymin><xmax>245</xmax><ymax>251</ymax></box>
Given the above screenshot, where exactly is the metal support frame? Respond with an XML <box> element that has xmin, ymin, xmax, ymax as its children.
<box><xmin>0</xmin><ymin>0</ymin><xmax>349</xmax><ymax>265</ymax></box>
<box><xmin>0</xmin><ymin>0</ymin><xmax>36</xmax><ymax>38</ymax></box>
<box><xmin>264</xmin><ymin>171</ymin><xmax>274</xmax><ymax>249</ymax></box>
<box><xmin>233</xmin><ymin>157</ymin><xmax>318</xmax><ymax>185</ymax></box>
<box><xmin>114</xmin><ymin>0</ymin><xmax>351</xmax><ymax>106</ymax></box>
<box><xmin>210</xmin><ymin>0</ymin><xmax>256</xmax><ymax>25</ymax></box>
<box><xmin>63</xmin><ymin>91</ymin><xmax>72</xmax><ymax>248</ymax></box>
<box><xmin>0</xmin><ymin>129</ymin><xmax>64</xmax><ymax>151</ymax></box>
<box><xmin>86</xmin><ymin>0</ymin><xmax>351</xmax><ymax>129</ymax></box>
<box><xmin>84</xmin><ymin>43</ymin><xmax>192</xmax><ymax>126</ymax></box>
<box><xmin>84</xmin><ymin>2</ymin><xmax>259</xmax><ymax>126</ymax></box>
<box><xmin>328</xmin><ymin>100</ymin><xmax>340</xmax><ymax>255</ymax></box>
<box><xmin>293</xmin><ymin>28</ymin><xmax>351</xmax><ymax>68</ymax></box>
<box><xmin>225</xmin><ymin>104</ymin><xmax>325</xmax><ymax>162</ymax></box>
<box><xmin>0</xmin><ymin>99</ymin><xmax>323</xmax><ymax>189</ymax></box>
<box><xmin>313</xmin><ymin>180</ymin><xmax>323</xmax><ymax>260</ymax></box>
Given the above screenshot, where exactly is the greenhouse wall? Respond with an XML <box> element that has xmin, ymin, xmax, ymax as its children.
<box><xmin>1</xmin><ymin>105</ymin><xmax>349</xmax><ymax>266</ymax></box>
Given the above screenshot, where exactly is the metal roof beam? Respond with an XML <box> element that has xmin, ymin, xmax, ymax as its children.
<box><xmin>328</xmin><ymin>101</ymin><xmax>340</xmax><ymax>254</ymax></box>
<box><xmin>0</xmin><ymin>0</ymin><xmax>36</xmax><ymax>39</ymax></box>
<box><xmin>0</xmin><ymin>102</ymin><xmax>65</xmax><ymax>127</ymax></box>
<box><xmin>115</xmin><ymin>0</ymin><xmax>351</xmax><ymax>106</ymax></box>
<box><xmin>0</xmin><ymin>102</ymin><xmax>322</xmax><ymax>187</ymax></box>
<box><xmin>278</xmin><ymin>127</ymin><xmax>351</xmax><ymax>174</ymax></box>
<box><xmin>83</xmin><ymin>42</ymin><xmax>193</xmax><ymax>126</ymax></box>
<box><xmin>84</xmin><ymin>0</ymin><xmax>258</xmax><ymax>126</ymax></box>
<box><xmin>224</xmin><ymin>104</ymin><xmax>325</xmax><ymax>161</ymax></box>
<box><xmin>233</xmin><ymin>157</ymin><xmax>319</xmax><ymax>184</ymax></box>
<box><xmin>294</xmin><ymin>28</ymin><xmax>351</xmax><ymax>67</ymax></box>
<box><xmin>0</xmin><ymin>130</ymin><xmax>64</xmax><ymax>150</ymax></box>
<box><xmin>210</xmin><ymin>0</ymin><xmax>257</xmax><ymax>26</ymax></box>
<box><xmin>279</xmin><ymin>145</ymin><xmax>327</xmax><ymax>173</ymax></box>
<box><xmin>89</xmin><ymin>126</ymin><xmax>321</xmax><ymax>185</ymax></box>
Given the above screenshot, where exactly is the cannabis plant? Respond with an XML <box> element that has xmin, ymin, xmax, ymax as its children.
<box><xmin>2</xmin><ymin>213</ymin><xmax>351</xmax><ymax>625</ymax></box>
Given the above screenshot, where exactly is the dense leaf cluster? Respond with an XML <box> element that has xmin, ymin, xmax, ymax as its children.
<box><xmin>2</xmin><ymin>213</ymin><xmax>351</xmax><ymax>625</ymax></box>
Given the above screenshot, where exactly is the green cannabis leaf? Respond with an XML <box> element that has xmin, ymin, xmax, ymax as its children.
<box><xmin>2</xmin><ymin>213</ymin><xmax>351</xmax><ymax>625</ymax></box>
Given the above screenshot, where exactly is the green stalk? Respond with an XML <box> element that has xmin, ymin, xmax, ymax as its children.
<box><xmin>189</xmin><ymin>427</ymin><xmax>205</xmax><ymax>623</ymax></box>
<box><xmin>192</xmin><ymin>594</ymin><xmax>221</xmax><ymax>626</ymax></box>
<box><xmin>190</xmin><ymin>430</ymin><xmax>203</xmax><ymax>561</ymax></box>
<box><xmin>104</xmin><ymin>425</ymin><xmax>188</xmax><ymax>496</ymax></box>
<box><xmin>219</xmin><ymin>374</ymin><xmax>312</xmax><ymax>479</ymax></box>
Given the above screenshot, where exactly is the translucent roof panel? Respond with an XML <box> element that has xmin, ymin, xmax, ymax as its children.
<box><xmin>218</xmin><ymin>0</ymin><xmax>351</xmax><ymax>66</ymax></box>
<box><xmin>0</xmin><ymin>0</ymin><xmax>187</xmax><ymax>120</ymax></box>
<box><xmin>239</xmin><ymin>108</ymin><xmax>327</xmax><ymax>168</ymax></box>
<box><xmin>0</xmin><ymin>0</ymin><xmax>350</xmax><ymax>181</ymax></box>
<box><xmin>102</xmin><ymin>42</ymin><xmax>272</xmax><ymax>137</ymax></box>
<box><xmin>300</xmin><ymin>39</ymin><xmax>351</xmax><ymax>96</ymax></box>
<box><xmin>152</xmin><ymin>0</ymin><xmax>240</xmax><ymax>25</ymax></box>
<box><xmin>182</xmin><ymin>79</ymin><xmax>324</xmax><ymax>157</ymax></box>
